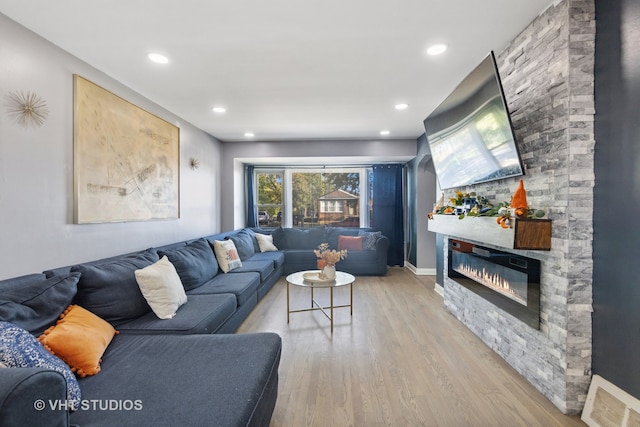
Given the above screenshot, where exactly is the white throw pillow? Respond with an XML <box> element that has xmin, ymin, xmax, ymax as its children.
<box><xmin>134</xmin><ymin>256</ymin><xmax>187</xmax><ymax>319</ymax></box>
<box><xmin>212</xmin><ymin>240</ymin><xmax>242</xmax><ymax>273</ymax></box>
<box><xmin>255</xmin><ymin>233</ymin><xmax>278</xmax><ymax>252</ymax></box>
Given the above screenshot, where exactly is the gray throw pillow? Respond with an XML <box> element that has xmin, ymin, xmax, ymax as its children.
<box><xmin>359</xmin><ymin>231</ymin><xmax>382</xmax><ymax>250</ymax></box>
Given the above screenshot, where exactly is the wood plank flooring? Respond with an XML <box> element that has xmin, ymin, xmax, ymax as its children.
<box><xmin>237</xmin><ymin>267</ymin><xmax>585</xmax><ymax>427</ymax></box>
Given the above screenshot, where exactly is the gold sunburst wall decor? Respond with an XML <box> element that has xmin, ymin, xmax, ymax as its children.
<box><xmin>5</xmin><ymin>90</ymin><xmax>49</xmax><ymax>128</ymax></box>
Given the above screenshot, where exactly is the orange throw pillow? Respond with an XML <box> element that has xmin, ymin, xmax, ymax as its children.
<box><xmin>39</xmin><ymin>305</ymin><xmax>117</xmax><ymax>378</ymax></box>
<box><xmin>337</xmin><ymin>235</ymin><xmax>363</xmax><ymax>251</ymax></box>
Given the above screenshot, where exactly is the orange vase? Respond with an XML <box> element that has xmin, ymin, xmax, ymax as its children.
<box><xmin>317</xmin><ymin>259</ymin><xmax>326</xmax><ymax>270</ymax></box>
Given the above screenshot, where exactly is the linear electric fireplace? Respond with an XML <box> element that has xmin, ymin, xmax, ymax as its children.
<box><xmin>448</xmin><ymin>239</ymin><xmax>541</xmax><ymax>329</ymax></box>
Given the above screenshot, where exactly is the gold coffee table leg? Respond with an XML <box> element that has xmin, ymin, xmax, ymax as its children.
<box><xmin>287</xmin><ymin>281</ymin><xmax>290</xmax><ymax>323</ymax></box>
<box><xmin>330</xmin><ymin>286</ymin><xmax>334</xmax><ymax>334</ymax></box>
<box><xmin>350</xmin><ymin>282</ymin><xmax>353</xmax><ymax>316</ymax></box>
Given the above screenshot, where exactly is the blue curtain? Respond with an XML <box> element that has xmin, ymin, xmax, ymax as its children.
<box><xmin>245</xmin><ymin>165</ymin><xmax>257</xmax><ymax>227</ymax></box>
<box><xmin>372</xmin><ymin>164</ymin><xmax>404</xmax><ymax>266</ymax></box>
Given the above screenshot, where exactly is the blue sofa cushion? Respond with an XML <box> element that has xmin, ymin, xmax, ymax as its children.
<box><xmin>250</xmin><ymin>227</ymin><xmax>285</xmax><ymax>250</ymax></box>
<box><xmin>153</xmin><ymin>241</ymin><xmax>187</xmax><ymax>253</ymax></box>
<box><xmin>70</xmin><ymin>333</ymin><xmax>281</xmax><ymax>427</ymax></box>
<box><xmin>158</xmin><ymin>239</ymin><xmax>218</xmax><ymax>291</ymax></box>
<box><xmin>187</xmin><ymin>272</ymin><xmax>260</xmax><ymax>307</ymax></box>
<box><xmin>231</xmin><ymin>259</ymin><xmax>275</xmax><ymax>281</ymax></box>
<box><xmin>44</xmin><ymin>248</ymin><xmax>158</xmax><ymax>278</ymax></box>
<box><xmin>283</xmin><ymin>249</ymin><xmax>318</xmax><ymax>266</ymax></box>
<box><xmin>0</xmin><ymin>273</ymin><xmax>80</xmax><ymax>334</ymax></box>
<box><xmin>247</xmin><ymin>251</ymin><xmax>286</xmax><ymax>270</ymax></box>
<box><xmin>271</xmin><ymin>227</ymin><xmax>286</xmax><ymax>249</ymax></box>
<box><xmin>0</xmin><ymin>273</ymin><xmax>46</xmax><ymax>289</ymax></box>
<box><xmin>226</xmin><ymin>230</ymin><xmax>256</xmax><ymax>261</ymax></box>
<box><xmin>243</xmin><ymin>228</ymin><xmax>262</xmax><ymax>252</ymax></box>
<box><xmin>0</xmin><ymin>321</ymin><xmax>81</xmax><ymax>409</ymax></box>
<box><xmin>72</xmin><ymin>249</ymin><xmax>158</xmax><ymax>324</ymax></box>
<box><xmin>116</xmin><ymin>294</ymin><xmax>237</xmax><ymax>335</ymax></box>
<box><xmin>283</xmin><ymin>227</ymin><xmax>327</xmax><ymax>249</ymax></box>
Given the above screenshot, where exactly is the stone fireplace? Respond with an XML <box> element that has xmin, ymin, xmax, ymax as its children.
<box><xmin>427</xmin><ymin>0</ymin><xmax>595</xmax><ymax>415</ymax></box>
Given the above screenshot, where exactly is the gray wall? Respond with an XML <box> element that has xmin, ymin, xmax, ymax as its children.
<box><xmin>0</xmin><ymin>14</ymin><xmax>223</xmax><ymax>279</ymax></box>
<box><xmin>220</xmin><ymin>139</ymin><xmax>417</xmax><ymax>231</ymax></box>
<box><xmin>593</xmin><ymin>0</ymin><xmax>640</xmax><ymax>399</ymax></box>
<box><xmin>407</xmin><ymin>159</ymin><xmax>418</xmax><ymax>266</ymax></box>
<box><xmin>406</xmin><ymin>134</ymin><xmax>436</xmax><ymax>273</ymax></box>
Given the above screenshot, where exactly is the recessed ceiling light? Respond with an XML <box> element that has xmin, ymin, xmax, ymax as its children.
<box><xmin>244</xmin><ymin>132</ymin><xmax>255</xmax><ymax>137</ymax></box>
<box><xmin>426</xmin><ymin>44</ymin><xmax>447</xmax><ymax>56</ymax></box>
<box><xmin>395</xmin><ymin>103</ymin><xmax>409</xmax><ymax>110</ymax></box>
<box><xmin>380</xmin><ymin>130</ymin><xmax>390</xmax><ymax>136</ymax></box>
<box><xmin>147</xmin><ymin>53</ymin><xmax>169</xmax><ymax>64</ymax></box>
<box><xmin>212</xmin><ymin>107</ymin><xmax>226</xmax><ymax>113</ymax></box>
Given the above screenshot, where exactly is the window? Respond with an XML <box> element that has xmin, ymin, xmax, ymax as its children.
<box><xmin>255</xmin><ymin>171</ymin><xmax>283</xmax><ymax>227</ymax></box>
<box><xmin>255</xmin><ymin>168</ymin><xmax>369</xmax><ymax>228</ymax></box>
<box><xmin>320</xmin><ymin>200</ymin><xmax>344</xmax><ymax>213</ymax></box>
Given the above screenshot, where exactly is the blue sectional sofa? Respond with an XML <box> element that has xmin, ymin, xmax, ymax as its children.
<box><xmin>0</xmin><ymin>226</ymin><xmax>388</xmax><ymax>426</ymax></box>
<box><xmin>253</xmin><ymin>226</ymin><xmax>389</xmax><ymax>276</ymax></box>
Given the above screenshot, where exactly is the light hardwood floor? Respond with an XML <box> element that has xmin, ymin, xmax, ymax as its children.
<box><xmin>237</xmin><ymin>267</ymin><xmax>585</xmax><ymax>427</ymax></box>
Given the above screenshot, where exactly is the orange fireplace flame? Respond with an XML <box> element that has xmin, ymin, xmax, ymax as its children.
<box><xmin>455</xmin><ymin>262</ymin><xmax>526</xmax><ymax>305</ymax></box>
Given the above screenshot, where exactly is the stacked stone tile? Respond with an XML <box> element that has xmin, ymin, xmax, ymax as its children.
<box><xmin>442</xmin><ymin>0</ymin><xmax>595</xmax><ymax>414</ymax></box>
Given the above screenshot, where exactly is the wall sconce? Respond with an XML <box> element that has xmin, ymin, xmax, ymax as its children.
<box><xmin>190</xmin><ymin>157</ymin><xmax>200</xmax><ymax>170</ymax></box>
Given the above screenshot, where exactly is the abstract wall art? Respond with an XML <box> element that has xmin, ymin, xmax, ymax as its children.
<box><xmin>73</xmin><ymin>75</ymin><xmax>180</xmax><ymax>223</ymax></box>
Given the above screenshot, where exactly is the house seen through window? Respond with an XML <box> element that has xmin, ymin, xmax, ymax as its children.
<box><xmin>255</xmin><ymin>168</ymin><xmax>370</xmax><ymax>228</ymax></box>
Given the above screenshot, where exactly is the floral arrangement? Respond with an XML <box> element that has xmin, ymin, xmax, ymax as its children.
<box><xmin>314</xmin><ymin>243</ymin><xmax>347</xmax><ymax>267</ymax></box>
<box><xmin>427</xmin><ymin>180</ymin><xmax>546</xmax><ymax>227</ymax></box>
<box><xmin>449</xmin><ymin>190</ymin><xmax>473</xmax><ymax>206</ymax></box>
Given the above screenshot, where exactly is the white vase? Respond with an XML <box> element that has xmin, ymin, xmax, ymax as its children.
<box><xmin>322</xmin><ymin>265</ymin><xmax>336</xmax><ymax>280</ymax></box>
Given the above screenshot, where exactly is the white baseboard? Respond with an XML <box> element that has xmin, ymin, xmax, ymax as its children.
<box><xmin>404</xmin><ymin>262</ymin><xmax>436</xmax><ymax>276</ymax></box>
<box><xmin>434</xmin><ymin>283</ymin><xmax>444</xmax><ymax>297</ymax></box>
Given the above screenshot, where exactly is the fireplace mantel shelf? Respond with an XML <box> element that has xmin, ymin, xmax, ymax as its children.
<box><xmin>428</xmin><ymin>215</ymin><xmax>552</xmax><ymax>250</ymax></box>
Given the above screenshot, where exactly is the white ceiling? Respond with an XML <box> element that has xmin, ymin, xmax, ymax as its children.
<box><xmin>0</xmin><ymin>0</ymin><xmax>556</xmax><ymax>142</ymax></box>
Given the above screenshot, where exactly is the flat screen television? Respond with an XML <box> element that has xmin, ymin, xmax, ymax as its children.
<box><xmin>423</xmin><ymin>51</ymin><xmax>524</xmax><ymax>190</ymax></box>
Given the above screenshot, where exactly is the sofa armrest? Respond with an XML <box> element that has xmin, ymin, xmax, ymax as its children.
<box><xmin>375</xmin><ymin>235</ymin><xmax>390</xmax><ymax>259</ymax></box>
<box><xmin>0</xmin><ymin>367</ymin><xmax>69</xmax><ymax>427</ymax></box>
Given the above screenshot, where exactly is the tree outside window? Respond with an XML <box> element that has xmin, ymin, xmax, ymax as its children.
<box><xmin>256</xmin><ymin>171</ymin><xmax>283</xmax><ymax>226</ymax></box>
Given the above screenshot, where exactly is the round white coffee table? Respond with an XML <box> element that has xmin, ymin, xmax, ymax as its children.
<box><xmin>286</xmin><ymin>270</ymin><xmax>355</xmax><ymax>333</ymax></box>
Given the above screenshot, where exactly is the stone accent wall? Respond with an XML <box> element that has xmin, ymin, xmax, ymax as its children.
<box><xmin>442</xmin><ymin>0</ymin><xmax>595</xmax><ymax>414</ymax></box>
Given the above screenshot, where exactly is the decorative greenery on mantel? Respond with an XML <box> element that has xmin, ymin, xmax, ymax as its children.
<box><xmin>427</xmin><ymin>180</ymin><xmax>552</xmax><ymax>250</ymax></box>
<box><xmin>428</xmin><ymin>180</ymin><xmax>547</xmax><ymax>228</ymax></box>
